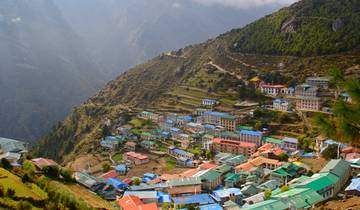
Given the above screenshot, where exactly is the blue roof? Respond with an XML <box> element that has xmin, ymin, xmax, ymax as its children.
<box><xmin>273</xmin><ymin>98</ymin><xmax>288</xmax><ymax>103</ymax></box>
<box><xmin>340</xmin><ymin>92</ymin><xmax>350</xmax><ymax>97</ymax></box>
<box><xmin>123</xmin><ymin>191</ymin><xmax>159</xmax><ymax>199</ymax></box>
<box><xmin>161</xmin><ymin>131</ymin><xmax>171</xmax><ymax>136</ymax></box>
<box><xmin>170</xmin><ymin>127</ymin><xmax>181</xmax><ymax>133</ymax></box>
<box><xmin>173</xmin><ymin>194</ymin><xmax>215</xmax><ymax>205</ymax></box>
<box><xmin>173</xmin><ymin>148</ymin><xmax>191</xmax><ymax>156</ymax></box>
<box><xmin>283</xmin><ymin>137</ymin><xmax>298</xmax><ymax>144</ymax></box>
<box><xmin>212</xmin><ymin>188</ymin><xmax>242</xmax><ymax>199</ymax></box>
<box><xmin>158</xmin><ymin>192</ymin><xmax>172</xmax><ymax>203</ymax></box>
<box><xmin>204</xmin><ymin>111</ymin><xmax>231</xmax><ymax>117</ymax></box>
<box><xmin>240</xmin><ymin>130</ymin><xmax>262</xmax><ymax>136</ymax></box>
<box><xmin>204</xmin><ymin>124</ymin><xmax>216</xmax><ymax>130</ymax></box>
<box><xmin>107</xmin><ymin>178</ymin><xmax>128</xmax><ymax>189</ymax></box>
<box><xmin>345</xmin><ymin>178</ymin><xmax>360</xmax><ymax>192</ymax></box>
<box><xmin>115</xmin><ymin>164</ymin><xmax>127</xmax><ymax>172</ymax></box>
<box><xmin>143</xmin><ymin>173</ymin><xmax>158</xmax><ymax>179</ymax></box>
<box><xmin>200</xmin><ymin>203</ymin><xmax>223</xmax><ymax>210</ymax></box>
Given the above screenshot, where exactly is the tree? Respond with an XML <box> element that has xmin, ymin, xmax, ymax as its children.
<box><xmin>264</xmin><ymin>190</ymin><xmax>272</xmax><ymax>200</ymax></box>
<box><xmin>23</xmin><ymin>160</ymin><xmax>36</xmax><ymax>178</ymax></box>
<box><xmin>102</xmin><ymin>163</ymin><xmax>111</xmax><ymax>173</ymax></box>
<box><xmin>1</xmin><ymin>158</ymin><xmax>12</xmax><ymax>170</ymax></box>
<box><xmin>17</xmin><ymin>201</ymin><xmax>33</xmax><ymax>210</ymax></box>
<box><xmin>0</xmin><ymin>185</ymin><xmax>4</xmax><ymax>197</ymax></box>
<box><xmin>6</xmin><ymin>188</ymin><xmax>15</xmax><ymax>198</ymax></box>
<box><xmin>280</xmin><ymin>185</ymin><xmax>289</xmax><ymax>192</ymax></box>
<box><xmin>313</xmin><ymin>70</ymin><xmax>360</xmax><ymax>146</ymax></box>
<box><xmin>322</xmin><ymin>144</ymin><xmax>339</xmax><ymax>160</ymax></box>
<box><xmin>22</xmin><ymin>173</ymin><xmax>31</xmax><ymax>183</ymax></box>
<box><xmin>60</xmin><ymin>169</ymin><xmax>74</xmax><ymax>183</ymax></box>
<box><xmin>133</xmin><ymin>178</ymin><xmax>141</xmax><ymax>186</ymax></box>
<box><xmin>254</xmin><ymin>121</ymin><xmax>263</xmax><ymax>131</ymax></box>
<box><xmin>278</xmin><ymin>153</ymin><xmax>289</xmax><ymax>162</ymax></box>
<box><xmin>43</xmin><ymin>165</ymin><xmax>60</xmax><ymax>179</ymax></box>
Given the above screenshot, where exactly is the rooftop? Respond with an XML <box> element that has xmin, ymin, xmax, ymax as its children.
<box><xmin>240</xmin><ymin>130</ymin><xmax>262</xmax><ymax>136</ymax></box>
<box><xmin>173</xmin><ymin>194</ymin><xmax>215</xmax><ymax>205</ymax></box>
<box><xmin>213</xmin><ymin>138</ymin><xmax>256</xmax><ymax>148</ymax></box>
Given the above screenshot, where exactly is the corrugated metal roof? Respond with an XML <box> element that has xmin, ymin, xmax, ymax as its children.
<box><xmin>345</xmin><ymin>178</ymin><xmax>360</xmax><ymax>192</ymax></box>
<box><xmin>173</xmin><ymin>193</ymin><xmax>214</xmax><ymax>205</ymax></box>
<box><xmin>320</xmin><ymin>159</ymin><xmax>351</xmax><ymax>178</ymax></box>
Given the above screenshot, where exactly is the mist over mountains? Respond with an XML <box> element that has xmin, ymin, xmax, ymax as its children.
<box><xmin>0</xmin><ymin>0</ymin><xmax>288</xmax><ymax>141</ymax></box>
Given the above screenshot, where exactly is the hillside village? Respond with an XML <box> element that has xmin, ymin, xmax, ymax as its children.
<box><xmin>1</xmin><ymin>74</ymin><xmax>359</xmax><ymax>210</ymax></box>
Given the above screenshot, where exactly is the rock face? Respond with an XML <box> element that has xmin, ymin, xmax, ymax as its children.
<box><xmin>281</xmin><ymin>16</ymin><xmax>300</xmax><ymax>33</ymax></box>
<box><xmin>332</xmin><ymin>18</ymin><xmax>344</xmax><ymax>32</ymax></box>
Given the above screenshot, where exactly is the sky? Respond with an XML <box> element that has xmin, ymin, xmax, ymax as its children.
<box><xmin>191</xmin><ymin>0</ymin><xmax>298</xmax><ymax>9</ymax></box>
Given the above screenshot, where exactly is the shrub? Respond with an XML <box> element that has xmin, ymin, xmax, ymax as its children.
<box><xmin>42</xmin><ymin>165</ymin><xmax>60</xmax><ymax>179</ymax></box>
<box><xmin>6</xmin><ymin>188</ymin><xmax>16</xmax><ymax>198</ymax></box>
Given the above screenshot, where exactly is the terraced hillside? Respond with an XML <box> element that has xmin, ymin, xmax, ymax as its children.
<box><xmin>34</xmin><ymin>0</ymin><xmax>360</xmax><ymax>163</ymax></box>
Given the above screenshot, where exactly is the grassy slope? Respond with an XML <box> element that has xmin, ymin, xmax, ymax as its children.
<box><xmin>0</xmin><ymin>168</ymin><xmax>47</xmax><ymax>201</ymax></box>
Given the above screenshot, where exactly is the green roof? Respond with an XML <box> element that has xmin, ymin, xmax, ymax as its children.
<box><xmin>141</xmin><ymin>140</ymin><xmax>156</xmax><ymax>145</ymax></box>
<box><xmin>225</xmin><ymin>155</ymin><xmax>247</xmax><ymax>165</ymax></box>
<box><xmin>265</xmin><ymin>137</ymin><xmax>283</xmax><ymax>144</ymax></box>
<box><xmin>213</xmin><ymin>164</ymin><xmax>233</xmax><ymax>175</ymax></box>
<box><xmin>219</xmin><ymin>131</ymin><xmax>239</xmax><ymax>138</ymax></box>
<box><xmin>272</xmin><ymin>188</ymin><xmax>323</xmax><ymax>208</ymax></box>
<box><xmin>141</xmin><ymin>132</ymin><xmax>152</xmax><ymax>137</ymax></box>
<box><xmin>200</xmin><ymin>170</ymin><xmax>221</xmax><ymax>182</ymax></box>
<box><xmin>224</xmin><ymin>173</ymin><xmax>241</xmax><ymax>183</ymax></box>
<box><xmin>239</xmin><ymin>126</ymin><xmax>254</xmax><ymax>130</ymax></box>
<box><xmin>320</xmin><ymin>159</ymin><xmax>351</xmax><ymax>178</ymax></box>
<box><xmin>271</xmin><ymin>163</ymin><xmax>300</xmax><ymax>177</ymax></box>
<box><xmin>167</xmin><ymin>177</ymin><xmax>202</xmax><ymax>186</ymax></box>
<box><xmin>242</xmin><ymin>199</ymin><xmax>288</xmax><ymax>210</ymax></box>
<box><xmin>296</xmin><ymin>173</ymin><xmax>339</xmax><ymax>191</ymax></box>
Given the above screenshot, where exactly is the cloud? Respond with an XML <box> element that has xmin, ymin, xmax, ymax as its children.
<box><xmin>191</xmin><ymin>0</ymin><xmax>298</xmax><ymax>9</ymax></box>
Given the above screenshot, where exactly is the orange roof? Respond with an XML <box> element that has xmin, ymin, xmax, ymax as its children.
<box><xmin>148</xmin><ymin>178</ymin><xmax>162</xmax><ymax>184</ymax></box>
<box><xmin>199</xmin><ymin>162</ymin><xmax>218</xmax><ymax>170</ymax></box>
<box><xmin>258</xmin><ymin>143</ymin><xmax>273</xmax><ymax>152</ymax></box>
<box><xmin>98</xmin><ymin>170</ymin><xmax>118</xmax><ymax>180</ymax></box>
<box><xmin>180</xmin><ymin>169</ymin><xmax>199</xmax><ymax>178</ymax></box>
<box><xmin>160</xmin><ymin>174</ymin><xmax>182</xmax><ymax>181</ymax></box>
<box><xmin>31</xmin><ymin>158</ymin><xmax>58</xmax><ymax>169</ymax></box>
<box><xmin>213</xmin><ymin>138</ymin><xmax>256</xmax><ymax>148</ymax></box>
<box><xmin>167</xmin><ymin>186</ymin><xmax>201</xmax><ymax>195</ymax></box>
<box><xmin>235</xmin><ymin>156</ymin><xmax>281</xmax><ymax>171</ymax></box>
<box><xmin>236</xmin><ymin>162</ymin><xmax>254</xmax><ymax>171</ymax></box>
<box><xmin>118</xmin><ymin>195</ymin><xmax>143</xmax><ymax>210</ymax></box>
<box><xmin>138</xmin><ymin>203</ymin><xmax>159</xmax><ymax>210</ymax></box>
<box><xmin>118</xmin><ymin>195</ymin><xmax>159</xmax><ymax>210</ymax></box>
<box><xmin>251</xmin><ymin>156</ymin><xmax>281</xmax><ymax>166</ymax></box>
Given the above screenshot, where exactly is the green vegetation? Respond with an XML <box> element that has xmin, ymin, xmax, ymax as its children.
<box><xmin>313</xmin><ymin>68</ymin><xmax>360</xmax><ymax>145</ymax></box>
<box><xmin>230</xmin><ymin>0</ymin><xmax>360</xmax><ymax>56</ymax></box>
<box><xmin>112</xmin><ymin>153</ymin><xmax>123</xmax><ymax>162</ymax></box>
<box><xmin>264</xmin><ymin>190</ymin><xmax>272</xmax><ymax>200</ymax></box>
<box><xmin>322</xmin><ymin>144</ymin><xmax>339</xmax><ymax>160</ymax></box>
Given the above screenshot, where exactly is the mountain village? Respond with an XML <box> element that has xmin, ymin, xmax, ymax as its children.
<box><xmin>1</xmin><ymin>75</ymin><xmax>359</xmax><ymax>210</ymax></box>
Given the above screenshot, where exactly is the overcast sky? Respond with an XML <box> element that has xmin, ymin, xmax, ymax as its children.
<box><xmin>191</xmin><ymin>0</ymin><xmax>298</xmax><ymax>9</ymax></box>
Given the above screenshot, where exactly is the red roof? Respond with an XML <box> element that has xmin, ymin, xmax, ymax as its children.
<box><xmin>31</xmin><ymin>158</ymin><xmax>58</xmax><ymax>169</ymax></box>
<box><xmin>98</xmin><ymin>170</ymin><xmax>118</xmax><ymax>180</ymax></box>
<box><xmin>213</xmin><ymin>138</ymin><xmax>256</xmax><ymax>148</ymax></box>
<box><xmin>199</xmin><ymin>162</ymin><xmax>218</xmax><ymax>170</ymax></box>
<box><xmin>118</xmin><ymin>195</ymin><xmax>159</xmax><ymax>210</ymax></box>
<box><xmin>123</xmin><ymin>178</ymin><xmax>133</xmax><ymax>185</ymax></box>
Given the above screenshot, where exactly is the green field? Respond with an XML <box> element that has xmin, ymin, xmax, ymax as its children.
<box><xmin>0</xmin><ymin>168</ymin><xmax>48</xmax><ymax>201</ymax></box>
<box><xmin>112</xmin><ymin>153</ymin><xmax>123</xmax><ymax>162</ymax></box>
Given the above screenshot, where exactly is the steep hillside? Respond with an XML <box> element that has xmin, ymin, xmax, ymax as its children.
<box><xmin>230</xmin><ymin>0</ymin><xmax>360</xmax><ymax>55</ymax></box>
<box><xmin>0</xmin><ymin>0</ymin><xmax>104</xmax><ymax>141</ymax></box>
<box><xmin>34</xmin><ymin>0</ymin><xmax>360</xmax><ymax>163</ymax></box>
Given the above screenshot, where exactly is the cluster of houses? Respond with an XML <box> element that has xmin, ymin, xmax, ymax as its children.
<box><xmin>257</xmin><ymin>76</ymin><xmax>335</xmax><ymax>112</ymax></box>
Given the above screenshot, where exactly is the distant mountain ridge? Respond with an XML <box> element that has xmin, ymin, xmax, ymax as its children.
<box><xmin>33</xmin><ymin>0</ymin><xmax>360</xmax><ymax>163</ymax></box>
<box><xmin>0</xmin><ymin>0</ymin><xmax>104</xmax><ymax>141</ymax></box>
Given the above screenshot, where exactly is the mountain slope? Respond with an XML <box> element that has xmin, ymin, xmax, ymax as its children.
<box><xmin>54</xmin><ymin>0</ymin><xmax>282</xmax><ymax>78</ymax></box>
<box><xmin>34</xmin><ymin>0</ymin><xmax>360</xmax><ymax>163</ymax></box>
<box><xmin>230</xmin><ymin>0</ymin><xmax>360</xmax><ymax>55</ymax></box>
<box><xmin>0</xmin><ymin>0</ymin><xmax>105</xmax><ymax>141</ymax></box>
